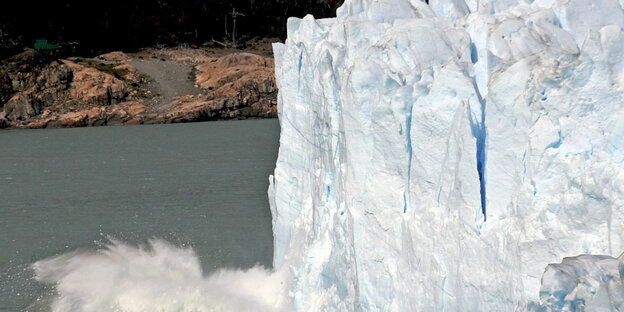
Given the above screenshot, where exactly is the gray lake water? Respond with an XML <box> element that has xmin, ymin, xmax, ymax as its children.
<box><xmin>0</xmin><ymin>119</ymin><xmax>280</xmax><ymax>310</ymax></box>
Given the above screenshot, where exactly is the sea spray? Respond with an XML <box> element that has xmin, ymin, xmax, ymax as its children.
<box><xmin>31</xmin><ymin>239</ymin><xmax>288</xmax><ymax>312</ymax></box>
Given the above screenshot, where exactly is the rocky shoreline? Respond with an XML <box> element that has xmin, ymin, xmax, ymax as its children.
<box><xmin>0</xmin><ymin>45</ymin><xmax>277</xmax><ymax>129</ymax></box>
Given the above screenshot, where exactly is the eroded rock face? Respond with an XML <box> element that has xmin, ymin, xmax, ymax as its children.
<box><xmin>65</xmin><ymin>60</ymin><xmax>129</xmax><ymax>106</ymax></box>
<box><xmin>196</xmin><ymin>53</ymin><xmax>274</xmax><ymax>90</ymax></box>
<box><xmin>4</xmin><ymin>94</ymin><xmax>36</xmax><ymax>121</ymax></box>
<box><xmin>2</xmin><ymin>56</ymin><xmax>74</xmax><ymax>121</ymax></box>
<box><xmin>134</xmin><ymin>52</ymin><xmax>277</xmax><ymax>123</ymax></box>
<box><xmin>1</xmin><ymin>48</ymin><xmax>278</xmax><ymax>128</ymax></box>
<box><xmin>184</xmin><ymin>53</ymin><xmax>277</xmax><ymax>120</ymax></box>
<box><xmin>18</xmin><ymin>102</ymin><xmax>149</xmax><ymax>129</ymax></box>
<box><xmin>0</xmin><ymin>50</ymin><xmax>135</xmax><ymax>127</ymax></box>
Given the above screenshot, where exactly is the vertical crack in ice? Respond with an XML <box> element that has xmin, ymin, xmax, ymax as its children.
<box><xmin>405</xmin><ymin>100</ymin><xmax>414</xmax><ymax>213</ymax></box>
<box><xmin>469</xmin><ymin>80</ymin><xmax>488</xmax><ymax>222</ymax></box>
<box><xmin>476</xmin><ymin>112</ymin><xmax>487</xmax><ymax>221</ymax></box>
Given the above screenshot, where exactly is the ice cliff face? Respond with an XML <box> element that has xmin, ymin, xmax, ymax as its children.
<box><xmin>270</xmin><ymin>0</ymin><xmax>624</xmax><ymax>310</ymax></box>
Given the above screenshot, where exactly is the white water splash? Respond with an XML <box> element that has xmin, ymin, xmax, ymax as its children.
<box><xmin>31</xmin><ymin>239</ymin><xmax>288</xmax><ymax>312</ymax></box>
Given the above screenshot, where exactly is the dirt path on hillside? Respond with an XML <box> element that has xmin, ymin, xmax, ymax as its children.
<box><xmin>129</xmin><ymin>59</ymin><xmax>201</xmax><ymax>106</ymax></box>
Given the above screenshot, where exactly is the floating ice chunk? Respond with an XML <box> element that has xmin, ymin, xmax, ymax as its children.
<box><xmin>522</xmin><ymin>254</ymin><xmax>624</xmax><ymax>311</ymax></box>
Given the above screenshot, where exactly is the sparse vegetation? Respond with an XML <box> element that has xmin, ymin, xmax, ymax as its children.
<box><xmin>73</xmin><ymin>59</ymin><xmax>129</xmax><ymax>80</ymax></box>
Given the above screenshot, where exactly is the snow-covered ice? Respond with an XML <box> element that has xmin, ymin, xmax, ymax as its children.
<box><xmin>270</xmin><ymin>0</ymin><xmax>624</xmax><ymax>310</ymax></box>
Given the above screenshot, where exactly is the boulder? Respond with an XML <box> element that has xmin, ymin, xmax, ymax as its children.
<box><xmin>97</xmin><ymin>51</ymin><xmax>130</xmax><ymax>62</ymax></box>
<box><xmin>4</xmin><ymin>94</ymin><xmax>36</xmax><ymax>121</ymax></box>
<box><xmin>66</xmin><ymin>61</ymin><xmax>129</xmax><ymax>106</ymax></box>
<box><xmin>113</xmin><ymin>64</ymin><xmax>142</xmax><ymax>84</ymax></box>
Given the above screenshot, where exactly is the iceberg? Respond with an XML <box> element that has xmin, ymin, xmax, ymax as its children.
<box><xmin>270</xmin><ymin>0</ymin><xmax>624</xmax><ymax>310</ymax></box>
<box><xmin>521</xmin><ymin>254</ymin><xmax>624</xmax><ymax>311</ymax></box>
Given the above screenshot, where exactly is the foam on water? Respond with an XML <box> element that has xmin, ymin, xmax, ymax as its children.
<box><xmin>30</xmin><ymin>239</ymin><xmax>288</xmax><ymax>312</ymax></box>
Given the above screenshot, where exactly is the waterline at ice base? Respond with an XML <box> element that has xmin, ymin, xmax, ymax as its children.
<box><xmin>33</xmin><ymin>0</ymin><xmax>624</xmax><ymax>310</ymax></box>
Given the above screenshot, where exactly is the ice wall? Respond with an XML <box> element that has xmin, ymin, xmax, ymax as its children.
<box><xmin>270</xmin><ymin>0</ymin><xmax>624</xmax><ymax>310</ymax></box>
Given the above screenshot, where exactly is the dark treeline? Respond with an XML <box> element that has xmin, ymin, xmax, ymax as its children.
<box><xmin>0</xmin><ymin>0</ymin><xmax>343</xmax><ymax>58</ymax></box>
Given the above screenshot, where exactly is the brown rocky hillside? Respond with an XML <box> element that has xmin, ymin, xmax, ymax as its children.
<box><xmin>0</xmin><ymin>46</ymin><xmax>277</xmax><ymax>129</ymax></box>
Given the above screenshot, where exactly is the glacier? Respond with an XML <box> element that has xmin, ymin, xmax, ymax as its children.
<box><xmin>270</xmin><ymin>0</ymin><xmax>624</xmax><ymax>310</ymax></box>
